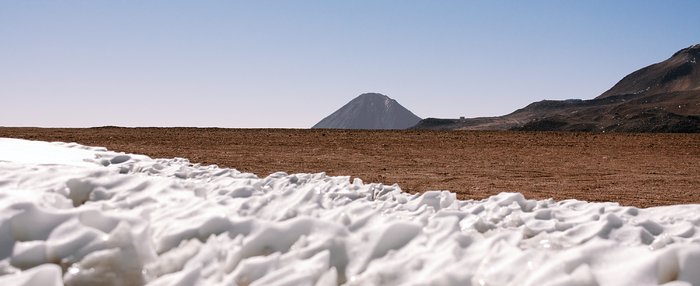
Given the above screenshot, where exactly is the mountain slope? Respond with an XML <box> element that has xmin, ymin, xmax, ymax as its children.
<box><xmin>313</xmin><ymin>93</ymin><xmax>422</xmax><ymax>129</ymax></box>
<box><xmin>413</xmin><ymin>44</ymin><xmax>700</xmax><ymax>133</ymax></box>
<box><xmin>599</xmin><ymin>44</ymin><xmax>700</xmax><ymax>98</ymax></box>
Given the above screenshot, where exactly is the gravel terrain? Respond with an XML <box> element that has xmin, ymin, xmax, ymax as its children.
<box><xmin>1</xmin><ymin>127</ymin><xmax>698</xmax><ymax>207</ymax></box>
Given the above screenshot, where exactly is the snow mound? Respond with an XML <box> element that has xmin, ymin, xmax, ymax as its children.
<box><xmin>0</xmin><ymin>138</ymin><xmax>699</xmax><ymax>286</ymax></box>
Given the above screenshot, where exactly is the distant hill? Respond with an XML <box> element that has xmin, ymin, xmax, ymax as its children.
<box><xmin>413</xmin><ymin>44</ymin><xmax>700</xmax><ymax>133</ymax></box>
<box><xmin>599</xmin><ymin>44</ymin><xmax>700</xmax><ymax>99</ymax></box>
<box><xmin>313</xmin><ymin>93</ymin><xmax>422</xmax><ymax>129</ymax></box>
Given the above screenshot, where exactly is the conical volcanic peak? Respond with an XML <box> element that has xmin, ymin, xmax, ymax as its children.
<box><xmin>598</xmin><ymin>44</ymin><xmax>700</xmax><ymax>99</ymax></box>
<box><xmin>312</xmin><ymin>93</ymin><xmax>422</xmax><ymax>129</ymax></box>
<box><xmin>355</xmin><ymin>92</ymin><xmax>390</xmax><ymax>100</ymax></box>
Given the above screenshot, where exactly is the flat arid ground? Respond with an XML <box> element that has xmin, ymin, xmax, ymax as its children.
<box><xmin>1</xmin><ymin>127</ymin><xmax>698</xmax><ymax>207</ymax></box>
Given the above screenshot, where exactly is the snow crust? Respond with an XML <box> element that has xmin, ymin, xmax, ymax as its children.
<box><xmin>0</xmin><ymin>138</ymin><xmax>699</xmax><ymax>285</ymax></box>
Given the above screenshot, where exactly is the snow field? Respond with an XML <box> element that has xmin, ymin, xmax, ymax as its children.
<box><xmin>0</xmin><ymin>138</ymin><xmax>699</xmax><ymax>285</ymax></box>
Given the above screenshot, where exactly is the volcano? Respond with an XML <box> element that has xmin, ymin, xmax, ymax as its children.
<box><xmin>312</xmin><ymin>93</ymin><xmax>422</xmax><ymax>129</ymax></box>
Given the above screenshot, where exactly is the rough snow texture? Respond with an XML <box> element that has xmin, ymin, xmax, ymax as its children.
<box><xmin>312</xmin><ymin>93</ymin><xmax>422</xmax><ymax>129</ymax></box>
<box><xmin>1</xmin><ymin>138</ymin><xmax>700</xmax><ymax>286</ymax></box>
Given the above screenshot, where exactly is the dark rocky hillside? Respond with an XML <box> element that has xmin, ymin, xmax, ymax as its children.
<box><xmin>413</xmin><ymin>44</ymin><xmax>700</xmax><ymax>133</ymax></box>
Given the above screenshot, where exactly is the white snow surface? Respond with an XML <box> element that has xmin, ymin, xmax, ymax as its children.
<box><xmin>0</xmin><ymin>138</ymin><xmax>699</xmax><ymax>286</ymax></box>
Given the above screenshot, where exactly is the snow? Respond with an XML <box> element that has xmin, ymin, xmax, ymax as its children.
<box><xmin>0</xmin><ymin>138</ymin><xmax>699</xmax><ymax>286</ymax></box>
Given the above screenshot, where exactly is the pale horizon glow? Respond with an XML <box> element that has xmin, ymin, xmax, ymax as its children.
<box><xmin>1</xmin><ymin>1</ymin><xmax>699</xmax><ymax>128</ymax></box>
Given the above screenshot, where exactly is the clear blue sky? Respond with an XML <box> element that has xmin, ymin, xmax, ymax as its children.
<box><xmin>2</xmin><ymin>1</ymin><xmax>699</xmax><ymax>128</ymax></box>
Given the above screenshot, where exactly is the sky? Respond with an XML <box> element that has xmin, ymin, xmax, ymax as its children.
<box><xmin>1</xmin><ymin>1</ymin><xmax>699</xmax><ymax>128</ymax></box>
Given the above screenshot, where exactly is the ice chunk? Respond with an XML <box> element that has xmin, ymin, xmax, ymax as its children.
<box><xmin>0</xmin><ymin>264</ymin><xmax>62</xmax><ymax>286</ymax></box>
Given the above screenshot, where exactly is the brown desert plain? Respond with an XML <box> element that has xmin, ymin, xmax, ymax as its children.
<box><xmin>0</xmin><ymin>127</ymin><xmax>698</xmax><ymax>208</ymax></box>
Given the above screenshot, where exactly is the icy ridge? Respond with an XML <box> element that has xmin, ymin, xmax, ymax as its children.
<box><xmin>0</xmin><ymin>138</ymin><xmax>699</xmax><ymax>285</ymax></box>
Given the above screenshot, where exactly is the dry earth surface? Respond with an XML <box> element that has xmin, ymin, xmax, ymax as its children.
<box><xmin>1</xmin><ymin>127</ymin><xmax>698</xmax><ymax>207</ymax></box>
